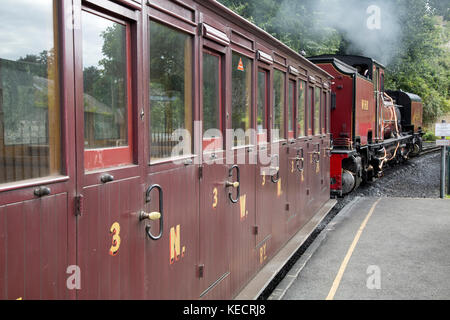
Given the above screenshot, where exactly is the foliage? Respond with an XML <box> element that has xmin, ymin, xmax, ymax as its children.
<box><xmin>422</xmin><ymin>131</ymin><xmax>438</xmax><ymax>141</ymax></box>
<box><xmin>218</xmin><ymin>0</ymin><xmax>450</xmax><ymax>125</ymax></box>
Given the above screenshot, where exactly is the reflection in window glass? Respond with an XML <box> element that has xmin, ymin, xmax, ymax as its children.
<box><xmin>0</xmin><ymin>0</ymin><xmax>60</xmax><ymax>184</ymax></box>
<box><xmin>149</xmin><ymin>21</ymin><xmax>192</xmax><ymax>161</ymax></box>
<box><xmin>307</xmin><ymin>87</ymin><xmax>313</xmax><ymax>135</ymax></box>
<box><xmin>82</xmin><ymin>11</ymin><xmax>128</xmax><ymax>150</ymax></box>
<box><xmin>314</xmin><ymin>87</ymin><xmax>321</xmax><ymax>135</ymax></box>
<box><xmin>257</xmin><ymin>70</ymin><xmax>267</xmax><ymax>143</ymax></box>
<box><xmin>273</xmin><ymin>70</ymin><xmax>285</xmax><ymax>140</ymax></box>
<box><xmin>203</xmin><ymin>52</ymin><xmax>222</xmax><ymax>151</ymax></box>
<box><xmin>322</xmin><ymin>91</ymin><xmax>326</xmax><ymax>134</ymax></box>
<box><xmin>298</xmin><ymin>80</ymin><xmax>306</xmax><ymax>137</ymax></box>
<box><xmin>288</xmin><ymin>80</ymin><xmax>294</xmax><ymax>139</ymax></box>
<box><xmin>232</xmin><ymin>53</ymin><xmax>252</xmax><ymax>147</ymax></box>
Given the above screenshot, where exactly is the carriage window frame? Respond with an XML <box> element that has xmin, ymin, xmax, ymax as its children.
<box><xmin>257</xmin><ymin>67</ymin><xmax>269</xmax><ymax>145</ymax></box>
<box><xmin>306</xmin><ymin>85</ymin><xmax>313</xmax><ymax>136</ymax></box>
<box><xmin>202</xmin><ymin>48</ymin><xmax>224</xmax><ymax>153</ymax></box>
<box><xmin>288</xmin><ymin>79</ymin><xmax>296</xmax><ymax>140</ymax></box>
<box><xmin>0</xmin><ymin>0</ymin><xmax>68</xmax><ymax>191</ymax></box>
<box><xmin>148</xmin><ymin>19</ymin><xmax>194</xmax><ymax>165</ymax></box>
<box><xmin>231</xmin><ymin>50</ymin><xmax>254</xmax><ymax>149</ymax></box>
<box><xmin>297</xmin><ymin>79</ymin><xmax>307</xmax><ymax>138</ymax></box>
<box><xmin>81</xmin><ymin>8</ymin><xmax>134</xmax><ymax>172</ymax></box>
<box><xmin>313</xmin><ymin>86</ymin><xmax>321</xmax><ymax>136</ymax></box>
<box><xmin>272</xmin><ymin>68</ymin><xmax>286</xmax><ymax>142</ymax></box>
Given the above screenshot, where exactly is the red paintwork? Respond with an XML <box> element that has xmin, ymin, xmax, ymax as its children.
<box><xmin>330</xmin><ymin>153</ymin><xmax>349</xmax><ymax>191</ymax></box>
<box><xmin>0</xmin><ymin>0</ymin><xmax>333</xmax><ymax>300</ymax></box>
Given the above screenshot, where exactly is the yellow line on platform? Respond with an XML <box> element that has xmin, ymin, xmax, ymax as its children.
<box><xmin>325</xmin><ymin>198</ymin><xmax>382</xmax><ymax>300</ymax></box>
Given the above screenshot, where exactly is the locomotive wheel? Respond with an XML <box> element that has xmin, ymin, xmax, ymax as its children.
<box><xmin>341</xmin><ymin>169</ymin><xmax>356</xmax><ymax>195</ymax></box>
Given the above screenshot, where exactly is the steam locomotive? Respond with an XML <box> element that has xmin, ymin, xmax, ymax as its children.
<box><xmin>309</xmin><ymin>54</ymin><xmax>424</xmax><ymax>195</ymax></box>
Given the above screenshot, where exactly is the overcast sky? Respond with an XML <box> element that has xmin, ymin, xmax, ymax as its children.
<box><xmin>0</xmin><ymin>0</ymin><xmax>114</xmax><ymax>69</ymax></box>
<box><xmin>0</xmin><ymin>0</ymin><xmax>54</xmax><ymax>61</ymax></box>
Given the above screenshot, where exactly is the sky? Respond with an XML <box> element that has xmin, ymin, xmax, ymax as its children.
<box><xmin>0</xmin><ymin>0</ymin><xmax>113</xmax><ymax>69</ymax></box>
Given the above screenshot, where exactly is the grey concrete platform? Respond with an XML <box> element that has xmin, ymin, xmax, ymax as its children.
<box><xmin>274</xmin><ymin>197</ymin><xmax>450</xmax><ymax>300</ymax></box>
<box><xmin>235</xmin><ymin>199</ymin><xmax>337</xmax><ymax>300</ymax></box>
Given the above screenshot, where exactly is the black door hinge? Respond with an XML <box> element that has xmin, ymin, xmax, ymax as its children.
<box><xmin>199</xmin><ymin>166</ymin><xmax>203</xmax><ymax>180</ymax></box>
<box><xmin>198</xmin><ymin>264</ymin><xmax>205</xmax><ymax>278</ymax></box>
<box><xmin>75</xmin><ymin>194</ymin><xmax>84</xmax><ymax>216</ymax></box>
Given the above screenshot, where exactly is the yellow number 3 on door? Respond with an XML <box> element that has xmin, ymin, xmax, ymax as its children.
<box><xmin>109</xmin><ymin>222</ymin><xmax>121</xmax><ymax>256</ymax></box>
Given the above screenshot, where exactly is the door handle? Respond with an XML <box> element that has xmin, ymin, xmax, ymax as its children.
<box><xmin>34</xmin><ymin>186</ymin><xmax>51</xmax><ymax>197</ymax></box>
<box><xmin>141</xmin><ymin>184</ymin><xmax>163</xmax><ymax>240</ymax></box>
<box><xmin>270</xmin><ymin>154</ymin><xmax>280</xmax><ymax>183</ymax></box>
<box><xmin>226</xmin><ymin>165</ymin><xmax>240</xmax><ymax>203</ymax></box>
<box><xmin>296</xmin><ymin>149</ymin><xmax>305</xmax><ymax>172</ymax></box>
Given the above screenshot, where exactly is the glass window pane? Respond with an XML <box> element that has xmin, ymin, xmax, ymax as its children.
<box><xmin>149</xmin><ymin>21</ymin><xmax>193</xmax><ymax>161</ymax></box>
<box><xmin>232</xmin><ymin>53</ymin><xmax>252</xmax><ymax>147</ymax></box>
<box><xmin>82</xmin><ymin>11</ymin><xmax>128</xmax><ymax>151</ymax></box>
<box><xmin>307</xmin><ymin>87</ymin><xmax>313</xmax><ymax>135</ymax></box>
<box><xmin>288</xmin><ymin>80</ymin><xmax>294</xmax><ymax>139</ymax></box>
<box><xmin>203</xmin><ymin>52</ymin><xmax>222</xmax><ymax>151</ymax></box>
<box><xmin>273</xmin><ymin>70</ymin><xmax>285</xmax><ymax>140</ymax></box>
<box><xmin>322</xmin><ymin>91</ymin><xmax>326</xmax><ymax>134</ymax></box>
<box><xmin>297</xmin><ymin>80</ymin><xmax>306</xmax><ymax>137</ymax></box>
<box><xmin>257</xmin><ymin>70</ymin><xmax>267</xmax><ymax>144</ymax></box>
<box><xmin>0</xmin><ymin>0</ymin><xmax>60</xmax><ymax>184</ymax></box>
<box><xmin>314</xmin><ymin>87</ymin><xmax>321</xmax><ymax>135</ymax></box>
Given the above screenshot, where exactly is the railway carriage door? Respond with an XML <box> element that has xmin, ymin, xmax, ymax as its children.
<box><xmin>255</xmin><ymin>67</ymin><xmax>275</xmax><ymax>266</ymax></box>
<box><xmin>198</xmin><ymin>46</ymin><xmax>231</xmax><ymax>299</ymax></box>
<box><xmin>271</xmin><ymin>68</ymin><xmax>288</xmax><ymax>248</ymax></box>
<box><xmin>293</xmin><ymin>79</ymin><xmax>308</xmax><ymax>231</ymax></box>
<box><xmin>74</xmin><ymin>3</ymin><xmax>146</xmax><ymax>299</ymax></box>
<box><xmin>286</xmin><ymin>79</ymin><xmax>300</xmax><ymax>236</ymax></box>
<box><xmin>145</xmin><ymin>18</ymin><xmax>199</xmax><ymax>299</ymax></box>
<box><xmin>229</xmin><ymin>51</ymin><xmax>256</xmax><ymax>296</ymax></box>
<box><xmin>0</xmin><ymin>0</ymin><xmax>76</xmax><ymax>300</ymax></box>
<box><xmin>304</xmin><ymin>85</ymin><xmax>315</xmax><ymax>219</ymax></box>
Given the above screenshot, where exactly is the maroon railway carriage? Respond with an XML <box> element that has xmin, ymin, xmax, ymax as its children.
<box><xmin>309</xmin><ymin>55</ymin><xmax>423</xmax><ymax>196</ymax></box>
<box><xmin>0</xmin><ymin>0</ymin><xmax>334</xmax><ymax>299</ymax></box>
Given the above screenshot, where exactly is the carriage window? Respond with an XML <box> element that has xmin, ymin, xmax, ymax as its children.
<box><xmin>273</xmin><ymin>70</ymin><xmax>285</xmax><ymax>141</ymax></box>
<box><xmin>149</xmin><ymin>21</ymin><xmax>193</xmax><ymax>162</ymax></box>
<box><xmin>82</xmin><ymin>11</ymin><xmax>132</xmax><ymax>170</ymax></box>
<box><xmin>257</xmin><ymin>70</ymin><xmax>268</xmax><ymax>144</ymax></box>
<box><xmin>322</xmin><ymin>91</ymin><xmax>327</xmax><ymax>134</ymax></box>
<box><xmin>307</xmin><ymin>87</ymin><xmax>313</xmax><ymax>136</ymax></box>
<box><xmin>326</xmin><ymin>92</ymin><xmax>331</xmax><ymax>134</ymax></box>
<box><xmin>298</xmin><ymin>80</ymin><xmax>306</xmax><ymax>137</ymax></box>
<box><xmin>231</xmin><ymin>53</ymin><xmax>252</xmax><ymax>147</ymax></box>
<box><xmin>288</xmin><ymin>80</ymin><xmax>295</xmax><ymax>139</ymax></box>
<box><xmin>314</xmin><ymin>87</ymin><xmax>321</xmax><ymax>135</ymax></box>
<box><xmin>0</xmin><ymin>0</ymin><xmax>61</xmax><ymax>184</ymax></box>
<box><xmin>203</xmin><ymin>51</ymin><xmax>222</xmax><ymax>151</ymax></box>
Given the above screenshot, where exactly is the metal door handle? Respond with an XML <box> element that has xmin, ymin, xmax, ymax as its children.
<box><xmin>270</xmin><ymin>154</ymin><xmax>280</xmax><ymax>183</ymax></box>
<box><xmin>101</xmin><ymin>174</ymin><xmax>114</xmax><ymax>183</ymax></box>
<box><xmin>227</xmin><ymin>165</ymin><xmax>240</xmax><ymax>203</ymax></box>
<box><xmin>141</xmin><ymin>184</ymin><xmax>163</xmax><ymax>240</ymax></box>
<box><xmin>34</xmin><ymin>186</ymin><xmax>51</xmax><ymax>197</ymax></box>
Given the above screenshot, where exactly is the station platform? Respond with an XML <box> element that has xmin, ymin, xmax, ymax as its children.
<box><xmin>270</xmin><ymin>197</ymin><xmax>450</xmax><ymax>300</ymax></box>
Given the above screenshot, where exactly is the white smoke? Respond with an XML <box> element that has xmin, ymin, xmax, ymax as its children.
<box><xmin>311</xmin><ymin>0</ymin><xmax>404</xmax><ymax>65</ymax></box>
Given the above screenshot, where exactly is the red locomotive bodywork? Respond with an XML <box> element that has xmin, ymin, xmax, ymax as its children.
<box><xmin>310</xmin><ymin>55</ymin><xmax>422</xmax><ymax>195</ymax></box>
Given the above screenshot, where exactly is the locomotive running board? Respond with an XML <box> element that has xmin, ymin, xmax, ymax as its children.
<box><xmin>234</xmin><ymin>199</ymin><xmax>337</xmax><ymax>300</ymax></box>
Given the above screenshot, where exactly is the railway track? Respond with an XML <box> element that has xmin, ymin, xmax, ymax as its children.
<box><xmin>420</xmin><ymin>145</ymin><xmax>442</xmax><ymax>156</ymax></box>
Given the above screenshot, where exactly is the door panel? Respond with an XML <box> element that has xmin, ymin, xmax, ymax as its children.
<box><xmin>230</xmin><ymin>150</ymin><xmax>256</xmax><ymax>296</ymax></box>
<box><xmin>199</xmin><ymin>159</ymin><xmax>230</xmax><ymax>299</ymax></box>
<box><xmin>78</xmin><ymin>177</ymin><xmax>145</xmax><ymax>299</ymax></box>
<box><xmin>145</xmin><ymin>167</ymin><xmax>199</xmax><ymax>299</ymax></box>
<box><xmin>0</xmin><ymin>194</ymin><xmax>69</xmax><ymax>300</ymax></box>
